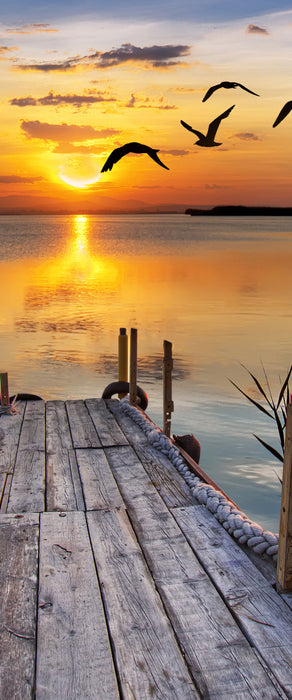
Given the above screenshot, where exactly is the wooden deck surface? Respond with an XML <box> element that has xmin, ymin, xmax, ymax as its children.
<box><xmin>0</xmin><ymin>398</ymin><xmax>291</xmax><ymax>699</ymax></box>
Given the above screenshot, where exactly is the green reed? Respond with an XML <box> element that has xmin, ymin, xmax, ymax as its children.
<box><xmin>229</xmin><ymin>364</ymin><xmax>292</xmax><ymax>463</ymax></box>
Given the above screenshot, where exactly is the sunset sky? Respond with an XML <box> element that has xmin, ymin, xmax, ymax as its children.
<box><xmin>1</xmin><ymin>0</ymin><xmax>292</xmax><ymax>212</ymax></box>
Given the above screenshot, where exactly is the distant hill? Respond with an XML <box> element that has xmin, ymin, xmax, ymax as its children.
<box><xmin>185</xmin><ymin>205</ymin><xmax>292</xmax><ymax>216</ymax></box>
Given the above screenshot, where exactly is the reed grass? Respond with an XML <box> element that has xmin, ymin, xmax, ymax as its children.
<box><xmin>229</xmin><ymin>364</ymin><xmax>292</xmax><ymax>463</ymax></box>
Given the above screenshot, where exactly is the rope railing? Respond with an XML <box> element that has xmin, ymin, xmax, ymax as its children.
<box><xmin>119</xmin><ymin>399</ymin><xmax>279</xmax><ymax>561</ymax></box>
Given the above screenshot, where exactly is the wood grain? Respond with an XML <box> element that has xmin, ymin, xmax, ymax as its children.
<box><xmin>173</xmin><ymin>504</ymin><xmax>292</xmax><ymax>696</ymax></box>
<box><xmin>46</xmin><ymin>401</ymin><xmax>82</xmax><ymax>511</ymax></box>
<box><xmin>87</xmin><ymin>507</ymin><xmax>199</xmax><ymax>699</ymax></box>
<box><xmin>135</xmin><ymin>441</ymin><xmax>195</xmax><ymax>508</ymax></box>
<box><xmin>0</xmin><ymin>513</ymin><xmax>39</xmax><ymax>699</ymax></box>
<box><xmin>76</xmin><ymin>448</ymin><xmax>124</xmax><ymax>511</ymax></box>
<box><xmin>85</xmin><ymin>398</ymin><xmax>129</xmax><ymax>446</ymax></box>
<box><xmin>36</xmin><ymin>511</ymin><xmax>119</xmax><ymax>699</ymax></box>
<box><xmin>7</xmin><ymin>448</ymin><xmax>45</xmax><ymax>513</ymax></box>
<box><xmin>107</xmin><ymin>398</ymin><xmax>149</xmax><ymax>444</ymax></box>
<box><xmin>66</xmin><ymin>399</ymin><xmax>101</xmax><ymax>448</ymax></box>
<box><xmin>0</xmin><ymin>402</ymin><xmax>25</xmax><ymax>473</ymax></box>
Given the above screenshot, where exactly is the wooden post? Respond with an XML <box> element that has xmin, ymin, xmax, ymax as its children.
<box><xmin>0</xmin><ymin>373</ymin><xmax>9</xmax><ymax>406</ymax></box>
<box><xmin>277</xmin><ymin>401</ymin><xmax>292</xmax><ymax>593</ymax></box>
<box><xmin>118</xmin><ymin>328</ymin><xmax>128</xmax><ymax>398</ymax></box>
<box><xmin>129</xmin><ymin>328</ymin><xmax>137</xmax><ymax>406</ymax></box>
<box><xmin>163</xmin><ymin>341</ymin><xmax>174</xmax><ymax>437</ymax></box>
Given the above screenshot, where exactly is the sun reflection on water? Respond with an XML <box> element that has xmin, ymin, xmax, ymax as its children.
<box><xmin>38</xmin><ymin>214</ymin><xmax>119</xmax><ymax>291</ymax></box>
<box><xmin>73</xmin><ymin>215</ymin><xmax>88</xmax><ymax>256</ymax></box>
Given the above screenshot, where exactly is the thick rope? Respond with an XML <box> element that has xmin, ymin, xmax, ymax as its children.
<box><xmin>120</xmin><ymin>400</ymin><xmax>279</xmax><ymax>561</ymax></box>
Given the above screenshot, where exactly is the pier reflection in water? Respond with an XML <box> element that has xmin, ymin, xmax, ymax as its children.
<box><xmin>0</xmin><ymin>212</ymin><xmax>292</xmax><ymax>531</ymax></box>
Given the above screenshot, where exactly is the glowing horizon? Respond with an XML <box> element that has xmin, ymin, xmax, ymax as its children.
<box><xmin>0</xmin><ymin>6</ymin><xmax>291</xmax><ymax>211</ymax></box>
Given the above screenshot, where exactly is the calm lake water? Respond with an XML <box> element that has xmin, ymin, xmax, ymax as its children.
<box><xmin>1</xmin><ymin>213</ymin><xmax>292</xmax><ymax>532</ymax></box>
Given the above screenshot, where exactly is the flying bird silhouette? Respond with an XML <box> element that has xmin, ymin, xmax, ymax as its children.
<box><xmin>202</xmin><ymin>81</ymin><xmax>259</xmax><ymax>102</ymax></box>
<box><xmin>101</xmin><ymin>142</ymin><xmax>169</xmax><ymax>172</ymax></box>
<box><xmin>180</xmin><ymin>105</ymin><xmax>235</xmax><ymax>147</ymax></box>
<box><xmin>273</xmin><ymin>101</ymin><xmax>292</xmax><ymax>128</ymax></box>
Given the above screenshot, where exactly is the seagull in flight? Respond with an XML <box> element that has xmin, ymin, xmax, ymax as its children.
<box><xmin>273</xmin><ymin>101</ymin><xmax>292</xmax><ymax>128</ymax></box>
<box><xmin>203</xmin><ymin>81</ymin><xmax>259</xmax><ymax>102</ymax></box>
<box><xmin>101</xmin><ymin>142</ymin><xmax>169</xmax><ymax>172</ymax></box>
<box><xmin>180</xmin><ymin>105</ymin><xmax>235</xmax><ymax>147</ymax></box>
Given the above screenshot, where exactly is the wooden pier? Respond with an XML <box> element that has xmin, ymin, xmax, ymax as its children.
<box><xmin>0</xmin><ymin>397</ymin><xmax>291</xmax><ymax>699</ymax></box>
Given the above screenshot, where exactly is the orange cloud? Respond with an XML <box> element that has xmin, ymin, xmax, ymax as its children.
<box><xmin>0</xmin><ymin>175</ymin><xmax>43</xmax><ymax>183</ymax></box>
<box><xmin>0</xmin><ymin>45</ymin><xmax>18</xmax><ymax>58</ymax></box>
<box><xmin>20</xmin><ymin>120</ymin><xmax>119</xmax><ymax>142</ymax></box>
<box><xmin>14</xmin><ymin>42</ymin><xmax>191</xmax><ymax>72</ymax></box>
<box><xmin>125</xmin><ymin>93</ymin><xmax>177</xmax><ymax>110</ymax></box>
<box><xmin>232</xmin><ymin>133</ymin><xmax>261</xmax><ymax>141</ymax></box>
<box><xmin>246</xmin><ymin>24</ymin><xmax>269</xmax><ymax>35</ymax></box>
<box><xmin>5</xmin><ymin>23</ymin><xmax>58</xmax><ymax>35</ymax></box>
<box><xmin>161</xmin><ymin>149</ymin><xmax>190</xmax><ymax>156</ymax></box>
<box><xmin>11</xmin><ymin>90</ymin><xmax>115</xmax><ymax>109</ymax></box>
<box><xmin>14</xmin><ymin>55</ymin><xmax>83</xmax><ymax>72</ymax></box>
<box><xmin>52</xmin><ymin>143</ymin><xmax>105</xmax><ymax>154</ymax></box>
<box><xmin>90</xmin><ymin>43</ymin><xmax>191</xmax><ymax>68</ymax></box>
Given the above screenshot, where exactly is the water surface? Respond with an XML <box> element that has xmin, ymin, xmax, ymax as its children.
<box><xmin>1</xmin><ymin>213</ymin><xmax>291</xmax><ymax>532</ymax></box>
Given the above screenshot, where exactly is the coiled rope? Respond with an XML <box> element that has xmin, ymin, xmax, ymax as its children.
<box><xmin>119</xmin><ymin>400</ymin><xmax>279</xmax><ymax>561</ymax></box>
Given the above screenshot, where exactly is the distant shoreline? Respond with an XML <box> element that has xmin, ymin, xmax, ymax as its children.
<box><xmin>0</xmin><ymin>205</ymin><xmax>291</xmax><ymax>216</ymax></box>
<box><xmin>185</xmin><ymin>205</ymin><xmax>292</xmax><ymax>216</ymax></box>
<box><xmin>0</xmin><ymin>209</ymin><xmax>183</xmax><ymax>216</ymax></box>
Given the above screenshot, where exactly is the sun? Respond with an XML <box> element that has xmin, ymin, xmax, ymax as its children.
<box><xmin>59</xmin><ymin>156</ymin><xmax>101</xmax><ymax>188</ymax></box>
<box><xmin>59</xmin><ymin>172</ymin><xmax>101</xmax><ymax>188</ymax></box>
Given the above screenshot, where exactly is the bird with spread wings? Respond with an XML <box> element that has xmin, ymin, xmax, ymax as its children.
<box><xmin>180</xmin><ymin>105</ymin><xmax>235</xmax><ymax>147</ymax></box>
<box><xmin>101</xmin><ymin>142</ymin><xmax>169</xmax><ymax>172</ymax></box>
<box><xmin>202</xmin><ymin>81</ymin><xmax>259</xmax><ymax>102</ymax></box>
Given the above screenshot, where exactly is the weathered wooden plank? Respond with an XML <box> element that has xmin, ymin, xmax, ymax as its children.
<box><xmin>0</xmin><ymin>402</ymin><xmax>25</xmax><ymax>473</ymax></box>
<box><xmin>105</xmin><ymin>445</ymin><xmax>182</xmax><ymax>542</ymax></box>
<box><xmin>135</xmin><ymin>442</ymin><xmax>196</xmax><ymax>508</ymax></box>
<box><xmin>7</xmin><ymin>449</ymin><xmax>45</xmax><ymax>513</ymax></box>
<box><xmin>87</xmin><ymin>508</ymin><xmax>199</xmax><ymax>699</ymax></box>
<box><xmin>46</xmin><ymin>401</ymin><xmax>80</xmax><ymax>512</ymax></box>
<box><xmin>76</xmin><ymin>448</ymin><xmax>124</xmax><ymax>511</ymax></box>
<box><xmin>68</xmin><ymin>449</ymin><xmax>85</xmax><ymax>511</ymax></box>
<box><xmin>106</xmin><ymin>398</ymin><xmax>148</xmax><ymax>444</ymax></box>
<box><xmin>171</xmin><ymin>504</ymin><xmax>276</xmax><ymax>588</ymax></box>
<box><xmin>158</xmin><ymin>579</ymin><xmax>288</xmax><ymax>699</ymax></box>
<box><xmin>46</xmin><ymin>400</ymin><xmax>73</xmax><ymax>451</ymax></box>
<box><xmin>0</xmin><ymin>513</ymin><xmax>39</xmax><ymax>700</ymax></box>
<box><xmin>36</xmin><ymin>511</ymin><xmax>119</xmax><ymax>700</ymax></box>
<box><xmin>105</xmin><ymin>446</ymin><xmax>205</xmax><ymax>582</ymax></box>
<box><xmin>104</xmin><ymin>448</ymin><xmax>285</xmax><ymax>698</ymax></box>
<box><xmin>6</xmin><ymin>401</ymin><xmax>45</xmax><ymax>512</ymax></box>
<box><xmin>18</xmin><ymin>400</ymin><xmax>45</xmax><ymax>452</ymax></box>
<box><xmin>85</xmin><ymin>398</ymin><xmax>129</xmax><ymax>446</ymax></box>
<box><xmin>240</xmin><ymin>542</ymin><xmax>277</xmax><ymax>584</ymax></box>
<box><xmin>46</xmin><ymin>449</ymin><xmax>79</xmax><ymax>512</ymax></box>
<box><xmin>172</xmin><ymin>504</ymin><xmax>292</xmax><ymax>696</ymax></box>
<box><xmin>66</xmin><ymin>399</ymin><xmax>101</xmax><ymax>448</ymax></box>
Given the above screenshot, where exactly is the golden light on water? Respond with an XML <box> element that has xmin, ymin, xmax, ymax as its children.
<box><xmin>46</xmin><ymin>214</ymin><xmax>118</xmax><ymax>284</ymax></box>
<box><xmin>72</xmin><ymin>215</ymin><xmax>89</xmax><ymax>255</ymax></box>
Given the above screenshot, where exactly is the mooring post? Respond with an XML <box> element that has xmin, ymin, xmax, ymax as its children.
<box><xmin>277</xmin><ymin>400</ymin><xmax>292</xmax><ymax>593</ymax></box>
<box><xmin>118</xmin><ymin>327</ymin><xmax>128</xmax><ymax>398</ymax></box>
<box><xmin>0</xmin><ymin>373</ymin><xmax>9</xmax><ymax>406</ymax></box>
<box><xmin>129</xmin><ymin>328</ymin><xmax>137</xmax><ymax>406</ymax></box>
<box><xmin>163</xmin><ymin>340</ymin><xmax>174</xmax><ymax>437</ymax></box>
